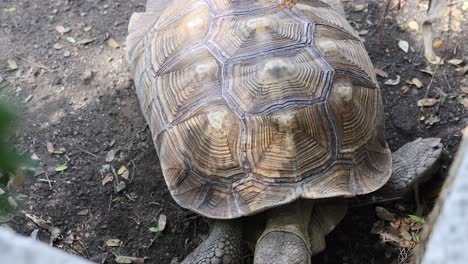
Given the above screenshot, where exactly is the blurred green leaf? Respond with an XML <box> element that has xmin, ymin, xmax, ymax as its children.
<box><xmin>408</xmin><ymin>214</ymin><xmax>426</xmax><ymax>224</ymax></box>
<box><xmin>54</xmin><ymin>165</ymin><xmax>68</xmax><ymax>172</ymax></box>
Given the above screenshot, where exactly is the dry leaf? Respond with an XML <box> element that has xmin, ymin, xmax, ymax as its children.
<box><xmin>400</xmin><ymin>228</ymin><xmax>412</xmax><ymax>241</ymax></box>
<box><xmin>106</xmin><ymin>150</ymin><xmax>115</xmax><ymax>163</ymax></box>
<box><xmin>384</xmin><ymin>75</ymin><xmax>401</xmax><ymax>86</ymax></box>
<box><xmin>117</xmin><ymin>166</ymin><xmax>129</xmax><ymax>180</ymax></box>
<box><xmin>456</xmin><ymin>65</ymin><xmax>468</xmax><ymax>75</ymax></box>
<box><xmin>433</xmin><ymin>40</ymin><xmax>443</xmax><ymax>48</ymax></box>
<box><xmin>77</xmin><ymin>209</ymin><xmax>89</xmax><ymax>216</ymax></box>
<box><xmin>408</xmin><ymin>21</ymin><xmax>419</xmax><ymax>31</ymax></box>
<box><xmin>425</xmin><ymin>54</ymin><xmax>444</xmax><ymax>65</ymax></box>
<box><xmin>380</xmin><ymin>232</ymin><xmax>401</xmax><ymax>244</ymax></box>
<box><xmin>158</xmin><ymin>214</ymin><xmax>167</xmax><ymax>232</ymax></box>
<box><xmin>108</xmin><ymin>38</ymin><xmax>120</xmax><ymax>49</ymax></box>
<box><xmin>400</xmin><ymin>240</ymin><xmax>413</xmax><ymax>248</ymax></box>
<box><xmin>66</xmin><ymin>36</ymin><xmax>76</xmax><ymax>44</ymax></box>
<box><xmin>462</xmin><ymin>98</ymin><xmax>468</xmax><ymax>109</ymax></box>
<box><xmin>376</xmin><ymin>207</ymin><xmax>395</xmax><ymax>221</ymax></box>
<box><xmin>358</xmin><ymin>29</ymin><xmax>369</xmax><ymax>36</ymax></box>
<box><xmin>401</xmin><ymin>85</ymin><xmax>410</xmax><ymax>94</ymax></box>
<box><xmin>55</xmin><ymin>25</ymin><xmax>71</xmax><ymax>34</ymax></box>
<box><xmin>353</xmin><ymin>4</ymin><xmax>367</xmax><ymax>11</ymax></box>
<box><xmin>420</xmin><ymin>68</ymin><xmax>434</xmax><ymax>75</ymax></box>
<box><xmin>7</xmin><ymin>59</ymin><xmax>18</xmax><ymax>70</ymax></box>
<box><xmin>54</xmin><ymin>164</ymin><xmax>68</xmax><ymax>172</ymax></box>
<box><xmin>375</xmin><ymin>68</ymin><xmax>389</xmax><ymax>78</ymax></box>
<box><xmin>448</xmin><ymin>59</ymin><xmax>463</xmax><ymax>65</ymax></box>
<box><xmin>53</xmin><ymin>43</ymin><xmax>63</xmax><ymax>50</ymax></box>
<box><xmin>106</xmin><ymin>239</ymin><xmax>122</xmax><ymax>247</ymax></box>
<box><xmin>76</xmin><ymin>38</ymin><xmax>95</xmax><ymax>45</ymax></box>
<box><xmin>102</xmin><ymin>174</ymin><xmax>113</xmax><ymax>186</ymax></box>
<box><xmin>370</xmin><ymin>220</ymin><xmax>385</xmax><ymax>234</ymax></box>
<box><xmin>411</xmin><ymin>78</ymin><xmax>423</xmax><ymax>88</ymax></box>
<box><xmin>398</xmin><ymin>40</ymin><xmax>410</xmax><ymax>53</ymax></box>
<box><xmin>417</xmin><ymin>98</ymin><xmax>437</xmax><ymax>107</ymax></box>
<box><xmin>115</xmin><ymin>256</ymin><xmax>144</xmax><ymax>264</ymax></box>
<box><xmin>46</xmin><ymin>141</ymin><xmax>55</xmax><ymax>153</ymax></box>
<box><xmin>31</xmin><ymin>153</ymin><xmax>40</xmax><ymax>161</ymax></box>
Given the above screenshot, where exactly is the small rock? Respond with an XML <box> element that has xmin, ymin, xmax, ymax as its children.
<box><xmin>63</xmin><ymin>50</ymin><xmax>71</xmax><ymax>57</ymax></box>
<box><xmin>53</xmin><ymin>43</ymin><xmax>63</xmax><ymax>50</ymax></box>
<box><xmin>82</xmin><ymin>70</ymin><xmax>94</xmax><ymax>84</ymax></box>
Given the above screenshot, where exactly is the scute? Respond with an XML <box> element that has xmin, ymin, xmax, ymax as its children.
<box><xmin>156</xmin><ymin>46</ymin><xmax>222</xmax><ymax>124</ymax></box>
<box><xmin>150</xmin><ymin>2</ymin><xmax>212</xmax><ymax>74</ymax></box>
<box><xmin>210</xmin><ymin>0</ymin><xmax>275</xmax><ymax>13</ymax></box>
<box><xmin>225</xmin><ymin>48</ymin><xmax>332</xmax><ymax>115</ymax></box>
<box><xmin>207</xmin><ymin>10</ymin><xmax>309</xmax><ymax>60</ymax></box>
<box><xmin>246</xmin><ymin>104</ymin><xmax>333</xmax><ymax>179</ymax></box>
<box><xmin>127</xmin><ymin>0</ymin><xmax>392</xmax><ymax>219</ymax></box>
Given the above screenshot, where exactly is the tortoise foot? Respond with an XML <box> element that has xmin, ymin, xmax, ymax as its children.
<box><xmin>181</xmin><ymin>220</ymin><xmax>243</xmax><ymax>264</ymax></box>
<box><xmin>254</xmin><ymin>231</ymin><xmax>310</xmax><ymax>264</ymax></box>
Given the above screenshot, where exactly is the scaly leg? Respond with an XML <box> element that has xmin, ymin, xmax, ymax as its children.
<box><xmin>378</xmin><ymin>137</ymin><xmax>443</xmax><ymax>210</ymax></box>
<box><xmin>254</xmin><ymin>200</ymin><xmax>312</xmax><ymax>264</ymax></box>
<box><xmin>181</xmin><ymin>220</ymin><xmax>243</xmax><ymax>264</ymax></box>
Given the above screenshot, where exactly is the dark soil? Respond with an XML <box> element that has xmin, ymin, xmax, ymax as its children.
<box><xmin>0</xmin><ymin>0</ymin><xmax>466</xmax><ymax>264</ymax></box>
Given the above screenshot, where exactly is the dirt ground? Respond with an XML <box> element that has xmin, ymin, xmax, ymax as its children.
<box><xmin>0</xmin><ymin>0</ymin><xmax>466</xmax><ymax>263</ymax></box>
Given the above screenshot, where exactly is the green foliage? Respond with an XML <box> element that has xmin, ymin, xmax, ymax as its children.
<box><xmin>0</xmin><ymin>101</ymin><xmax>33</xmax><ymax>222</ymax></box>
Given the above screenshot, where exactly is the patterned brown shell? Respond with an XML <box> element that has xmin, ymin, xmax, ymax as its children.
<box><xmin>127</xmin><ymin>0</ymin><xmax>392</xmax><ymax>219</ymax></box>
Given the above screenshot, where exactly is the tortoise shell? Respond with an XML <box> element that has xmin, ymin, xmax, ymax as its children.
<box><xmin>127</xmin><ymin>0</ymin><xmax>392</xmax><ymax>219</ymax></box>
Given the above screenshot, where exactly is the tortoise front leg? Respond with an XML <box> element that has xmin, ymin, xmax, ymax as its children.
<box><xmin>380</xmin><ymin>137</ymin><xmax>443</xmax><ymax>194</ymax></box>
<box><xmin>181</xmin><ymin>220</ymin><xmax>243</xmax><ymax>264</ymax></box>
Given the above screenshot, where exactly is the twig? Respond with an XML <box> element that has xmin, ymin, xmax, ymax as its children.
<box><xmin>108</xmin><ymin>193</ymin><xmax>113</xmax><ymax>211</ymax></box>
<box><xmin>18</xmin><ymin>57</ymin><xmax>55</xmax><ymax>72</ymax></box>
<box><xmin>77</xmin><ymin>147</ymin><xmax>99</xmax><ymax>158</ymax></box>
<box><xmin>77</xmin><ymin>240</ymin><xmax>90</xmax><ymax>259</ymax></box>
<box><xmin>351</xmin><ymin>196</ymin><xmax>403</xmax><ymax>208</ymax></box>
<box><xmin>419</xmin><ymin>62</ymin><xmax>442</xmax><ymax>112</ymax></box>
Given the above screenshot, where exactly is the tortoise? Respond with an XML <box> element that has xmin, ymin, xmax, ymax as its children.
<box><xmin>126</xmin><ymin>0</ymin><xmax>443</xmax><ymax>263</ymax></box>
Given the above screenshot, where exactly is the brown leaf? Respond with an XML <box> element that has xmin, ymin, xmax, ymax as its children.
<box><xmin>375</xmin><ymin>68</ymin><xmax>389</xmax><ymax>78</ymax></box>
<box><xmin>411</xmin><ymin>78</ymin><xmax>423</xmax><ymax>88</ymax></box>
<box><xmin>108</xmin><ymin>38</ymin><xmax>120</xmax><ymax>49</ymax></box>
<box><xmin>401</xmin><ymin>85</ymin><xmax>410</xmax><ymax>94</ymax></box>
<box><xmin>417</xmin><ymin>98</ymin><xmax>438</xmax><ymax>107</ymax></box>
<box><xmin>380</xmin><ymin>232</ymin><xmax>401</xmax><ymax>244</ymax></box>
<box><xmin>46</xmin><ymin>141</ymin><xmax>55</xmax><ymax>153</ymax></box>
<box><xmin>433</xmin><ymin>40</ymin><xmax>443</xmax><ymax>48</ymax></box>
<box><xmin>399</xmin><ymin>228</ymin><xmax>412</xmax><ymax>241</ymax></box>
<box><xmin>411</xmin><ymin>222</ymin><xmax>424</xmax><ymax>231</ymax></box>
<box><xmin>102</xmin><ymin>174</ymin><xmax>113</xmax><ymax>186</ymax></box>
